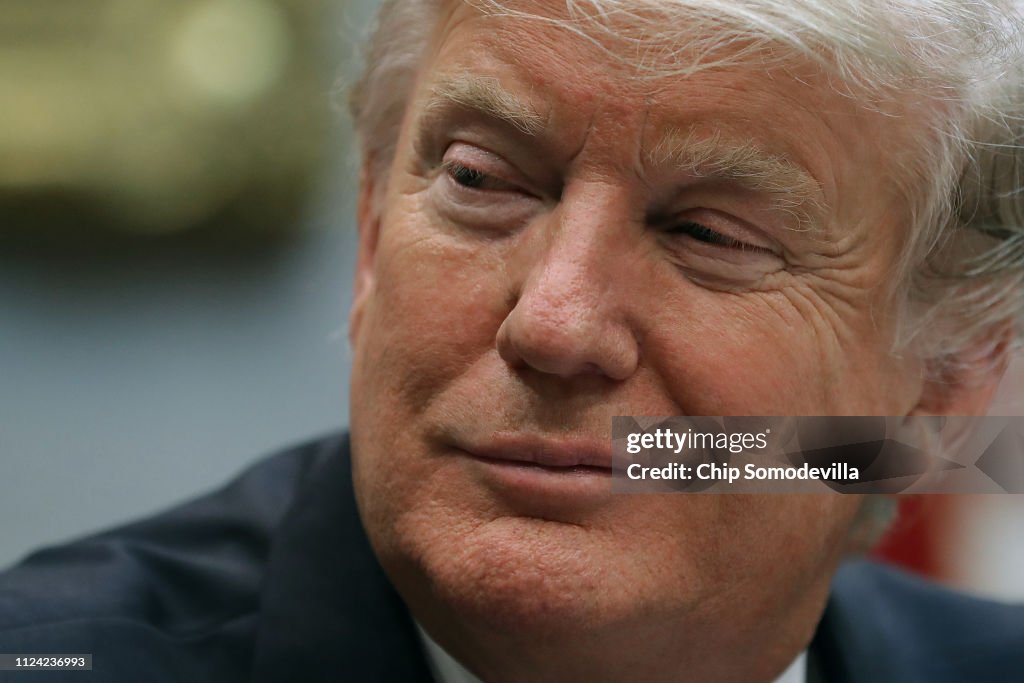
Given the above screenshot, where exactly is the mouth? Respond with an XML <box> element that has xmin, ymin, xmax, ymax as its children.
<box><xmin>471</xmin><ymin>457</ymin><xmax>611</xmax><ymax>475</ymax></box>
<box><xmin>461</xmin><ymin>431</ymin><xmax>613</xmax><ymax>469</ymax></box>
<box><xmin>455</xmin><ymin>432</ymin><xmax>613</xmax><ymax>506</ymax></box>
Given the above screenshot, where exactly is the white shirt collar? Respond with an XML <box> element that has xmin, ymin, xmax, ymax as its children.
<box><xmin>417</xmin><ymin>624</ymin><xmax>807</xmax><ymax>683</ymax></box>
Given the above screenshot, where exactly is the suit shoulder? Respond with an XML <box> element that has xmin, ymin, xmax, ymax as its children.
<box><xmin>819</xmin><ymin>559</ymin><xmax>1024</xmax><ymax>680</ymax></box>
<box><xmin>833</xmin><ymin>560</ymin><xmax>1024</xmax><ymax>641</ymax></box>
<box><xmin>0</xmin><ymin>433</ymin><xmax>347</xmax><ymax>643</ymax></box>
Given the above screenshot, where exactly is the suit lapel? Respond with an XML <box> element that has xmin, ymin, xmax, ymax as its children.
<box><xmin>251</xmin><ymin>436</ymin><xmax>434</xmax><ymax>683</ymax></box>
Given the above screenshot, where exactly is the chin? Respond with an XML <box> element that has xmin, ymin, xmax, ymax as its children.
<box><xmin>385</xmin><ymin>512</ymin><xmax>686</xmax><ymax>639</ymax></box>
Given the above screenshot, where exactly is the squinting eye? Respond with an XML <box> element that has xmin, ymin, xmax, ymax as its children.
<box><xmin>669</xmin><ymin>221</ymin><xmax>771</xmax><ymax>253</ymax></box>
<box><xmin>671</xmin><ymin>221</ymin><xmax>737</xmax><ymax>247</ymax></box>
<box><xmin>445</xmin><ymin>162</ymin><xmax>488</xmax><ymax>189</ymax></box>
<box><xmin>441</xmin><ymin>158</ymin><xmax>521</xmax><ymax>193</ymax></box>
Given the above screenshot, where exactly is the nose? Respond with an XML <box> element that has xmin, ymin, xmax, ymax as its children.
<box><xmin>495</xmin><ymin>190</ymin><xmax>640</xmax><ymax>381</ymax></box>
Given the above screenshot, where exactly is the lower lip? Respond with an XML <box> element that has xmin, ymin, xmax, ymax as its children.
<box><xmin>460</xmin><ymin>452</ymin><xmax>613</xmax><ymax>504</ymax></box>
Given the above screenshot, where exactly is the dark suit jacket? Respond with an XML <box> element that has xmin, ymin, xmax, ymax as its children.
<box><xmin>0</xmin><ymin>434</ymin><xmax>1021</xmax><ymax>682</ymax></box>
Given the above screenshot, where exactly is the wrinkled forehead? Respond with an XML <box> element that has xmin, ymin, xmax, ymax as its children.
<box><xmin>423</xmin><ymin>0</ymin><xmax>924</xmax><ymax>129</ymax></box>
<box><xmin>416</xmin><ymin>0</ymin><xmax>923</xmax><ymax>230</ymax></box>
<box><xmin>427</xmin><ymin>0</ymin><xmax>932</xmax><ymax>118</ymax></box>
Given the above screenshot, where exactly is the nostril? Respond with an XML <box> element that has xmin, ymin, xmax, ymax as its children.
<box><xmin>496</xmin><ymin>303</ymin><xmax>637</xmax><ymax>380</ymax></box>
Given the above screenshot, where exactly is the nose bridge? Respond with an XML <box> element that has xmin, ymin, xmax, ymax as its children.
<box><xmin>535</xmin><ymin>208</ymin><xmax>606</xmax><ymax>308</ymax></box>
<box><xmin>497</xmin><ymin>182</ymin><xmax>639</xmax><ymax>380</ymax></box>
<box><xmin>525</xmin><ymin>182</ymin><xmax>630</xmax><ymax>320</ymax></box>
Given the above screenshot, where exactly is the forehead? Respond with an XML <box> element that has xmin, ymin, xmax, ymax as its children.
<box><xmin>426</xmin><ymin>1</ymin><xmax>873</xmax><ymax>114</ymax></box>
<box><xmin>417</xmin><ymin>2</ymin><xmax>912</xmax><ymax>223</ymax></box>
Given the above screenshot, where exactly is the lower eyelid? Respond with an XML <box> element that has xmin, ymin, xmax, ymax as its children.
<box><xmin>731</xmin><ymin>241</ymin><xmax>778</xmax><ymax>255</ymax></box>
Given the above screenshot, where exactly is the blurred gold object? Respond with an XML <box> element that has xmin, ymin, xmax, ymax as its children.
<box><xmin>0</xmin><ymin>0</ymin><xmax>334</xmax><ymax>236</ymax></box>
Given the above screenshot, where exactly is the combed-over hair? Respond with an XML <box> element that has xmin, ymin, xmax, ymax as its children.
<box><xmin>348</xmin><ymin>0</ymin><xmax>1024</xmax><ymax>375</ymax></box>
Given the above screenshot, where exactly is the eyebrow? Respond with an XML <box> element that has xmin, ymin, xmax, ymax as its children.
<box><xmin>424</xmin><ymin>75</ymin><xmax>826</xmax><ymax>231</ymax></box>
<box><xmin>649</xmin><ymin>128</ymin><xmax>827</xmax><ymax>231</ymax></box>
<box><xmin>427</xmin><ymin>74</ymin><xmax>545</xmax><ymax>136</ymax></box>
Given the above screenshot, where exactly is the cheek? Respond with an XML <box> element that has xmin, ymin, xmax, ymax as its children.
<box><xmin>352</xmin><ymin>215</ymin><xmax>512</xmax><ymax>407</ymax></box>
<box><xmin>644</xmin><ymin>281</ymin><xmax>917</xmax><ymax>415</ymax></box>
<box><xmin>643</xmin><ymin>289</ymin><xmax>832</xmax><ymax>414</ymax></box>
<box><xmin>349</xmin><ymin>214</ymin><xmax>516</xmax><ymax>552</ymax></box>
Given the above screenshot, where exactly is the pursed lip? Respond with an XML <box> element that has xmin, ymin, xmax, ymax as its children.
<box><xmin>458</xmin><ymin>432</ymin><xmax>613</xmax><ymax>472</ymax></box>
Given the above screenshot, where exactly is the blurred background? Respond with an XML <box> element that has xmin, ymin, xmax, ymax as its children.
<box><xmin>0</xmin><ymin>0</ymin><xmax>1021</xmax><ymax>603</ymax></box>
<box><xmin>0</xmin><ymin>0</ymin><xmax>377</xmax><ymax>567</ymax></box>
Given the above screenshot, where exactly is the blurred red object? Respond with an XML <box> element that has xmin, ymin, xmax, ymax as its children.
<box><xmin>872</xmin><ymin>496</ymin><xmax>955</xmax><ymax>580</ymax></box>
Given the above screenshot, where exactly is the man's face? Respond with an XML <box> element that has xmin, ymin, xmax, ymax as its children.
<box><xmin>349</xmin><ymin>0</ymin><xmax>927</xmax><ymax>673</ymax></box>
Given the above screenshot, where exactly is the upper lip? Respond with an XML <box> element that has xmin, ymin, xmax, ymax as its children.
<box><xmin>459</xmin><ymin>433</ymin><xmax>613</xmax><ymax>470</ymax></box>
